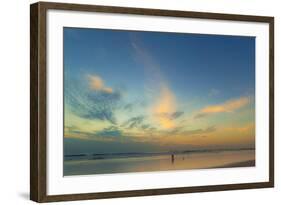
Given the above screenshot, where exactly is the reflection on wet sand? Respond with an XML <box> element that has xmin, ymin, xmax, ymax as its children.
<box><xmin>64</xmin><ymin>149</ymin><xmax>255</xmax><ymax>176</ymax></box>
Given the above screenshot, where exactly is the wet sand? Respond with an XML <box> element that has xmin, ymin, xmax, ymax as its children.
<box><xmin>213</xmin><ymin>160</ymin><xmax>255</xmax><ymax>168</ymax></box>
<box><xmin>64</xmin><ymin>149</ymin><xmax>255</xmax><ymax>176</ymax></box>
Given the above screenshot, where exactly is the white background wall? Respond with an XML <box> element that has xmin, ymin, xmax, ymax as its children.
<box><xmin>0</xmin><ymin>0</ymin><xmax>279</xmax><ymax>204</ymax></box>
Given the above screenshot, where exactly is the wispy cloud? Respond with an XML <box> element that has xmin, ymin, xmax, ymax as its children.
<box><xmin>156</xmin><ymin>111</ymin><xmax>184</xmax><ymax>121</ymax></box>
<box><xmin>123</xmin><ymin>103</ymin><xmax>134</xmax><ymax>112</ymax></box>
<box><xmin>161</xmin><ymin>125</ymin><xmax>216</xmax><ymax>137</ymax></box>
<box><xmin>130</xmin><ymin>34</ymin><xmax>180</xmax><ymax>129</ymax></box>
<box><xmin>122</xmin><ymin>100</ymin><xmax>147</xmax><ymax>112</ymax></box>
<box><xmin>194</xmin><ymin>96</ymin><xmax>250</xmax><ymax>119</ymax></box>
<box><xmin>170</xmin><ymin>111</ymin><xmax>184</xmax><ymax>119</ymax></box>
<box><xmin>181</xmin><ymin>126</ymin><xmax>216</xmax><ymax>135</ymax></box>
<box><xmin>223</xmin><ymin>123</ymin><xmax>255</xmax><ymax>133</ymax></box>
<box><xmin>88</xmin><ymin>74</ymin><xmax>113</xmax><ymax>93</ymax></box>
<box><xmin>65</xmin><ymin>74</ymin><xmax>121</xmax><ymax>124</ymax></box>
<box><xmin>95</xmin><ymin>126</ymin><xmax>123</xmax><ymax>138</ymax></box>
<box><xmin>65</xmin><ymin>125</ymin><xmax>124</xmax><ymax>140</ymax></box>
<box><xmin>122</xmin><ymin>116</ymin><xmax>145</xmax><ymax>129</ymax></box>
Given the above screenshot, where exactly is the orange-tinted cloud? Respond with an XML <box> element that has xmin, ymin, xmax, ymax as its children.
<box><xmin>88</xmin><ymin>75</ymin><xmax>113</xmax><ymax>93</ymax></box>
<box><xmin>223</xmin><ymin>123</ymin><xmax>255</xmax><ymax>133</ymax></box>
<box><xmin>158</xmin><ymin>122</ymin><xmax>254</xmax><ymax>149</ymax></box>
<box><xmin>195</xmin><ymin>96</ymin><xmax>250</xmax><ymax>118</ymax></box>
<box><xmin>151</xmin><ymin>85</ymin><xmax>177</xmax><ymax>129</ymax></box>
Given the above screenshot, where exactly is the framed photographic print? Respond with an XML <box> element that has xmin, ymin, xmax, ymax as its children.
<box><xmin>30</xmin><ymin>1</ymin><xmax>274</xmax><ymax>202</ymax></box>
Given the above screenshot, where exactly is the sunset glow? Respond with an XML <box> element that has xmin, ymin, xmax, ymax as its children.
<box><xmin>63</xmin><ymin>28</ymin><xmax>255</xmax><ymax>155</ymax></box>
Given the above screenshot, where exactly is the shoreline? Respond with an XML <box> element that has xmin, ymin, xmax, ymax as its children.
<box><xmin>64</xmin><ymin>150</ymin><xmax>255</xmax><ymax>176</ymax></box>
<box><xmin>212</xmin><ymin>160</ymin><xmax>255</xmax><ymax>168</ymax></box>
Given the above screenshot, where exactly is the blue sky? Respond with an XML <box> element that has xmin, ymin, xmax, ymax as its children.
<box><xmin>63</xmin><ymin>27</ymin><xmax>255</xmax><ymax>154</ymax></box>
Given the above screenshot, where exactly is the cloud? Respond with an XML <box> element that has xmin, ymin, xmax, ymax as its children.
<box><xmin>194</xmin><ymin>96</ymin><xmax>250</xmax><ymax>119</ymax></box>
<box><xmin>151</xmin><ymin>85</ymin><xmax>177</xmax><ymax>129</ymax></box>
<box><xmin>166</xmin><ymin>126</ymin><xmax>184</xmax><ymax>135</ymax></box>
<box><xmin>157</xmin><ymin>111</ymin><xmax>184</xmax><ymax>120</ymax></box>
<box><xmin>121</xmin><ymin>116</ymin><xmax>157</xmax><ymax>132</ymax></box>
<box><xmin>64</xmin><ymin>126</ymin><xmax>91</xmax><ymax>140</ymax></box>
<box><xmin>141</xmin><ymin>124</ymin><xmax>151</xmax><ymax>130</ymax></box>
<box><xmin>223</xmin><ymin>123</ymin><xmax>255</xmax><ymax>134</ymax></box>
<box><xmin>183</xmin><ymin>126</ymin><xmax>216</xmax><ymax>135</ymax></box>
<box><xmin>84</xmin><ymin>91</ymin><xmax>121</xmax><ymax>123</ymax></box>
<box><xmin>237</xmin><ymin>123</ymin><xmax>255</xmax><ymax>132</ymax></box>
<box><xmin>130</xmin><ymin>34</ymin><xmax>179</xmax><ymax>129</ymax></box>
<box><xmin>95</xmin><ymin>126</ymin><xmax>123</xmax><ymax>138</ymax></box>
<box><xmin>88</xmin><ymin>75</ymin><xmax>113</xmax><ymax>93</ymax></box>
<box><xmin>171</xmin><ymin>111</ymin><xmax>184</xmax><ymax>119</ymax></box>
<box><xmin>65</xmin><ymin>125</ymin><xmax>124</xmax><ymax>140</ymax></box>
<box><xmin>193</xmin><ymin>113</ymin><xmax>208</xmax><ymax>119</ymax></box>
<box><xmin>122</xmin><ymin>116</ymin><xmax>145</xmax><ymax>129</ymax></box>
<box><xmin>65</xmin><ymin>74</ymin><xmax>121</xmax><ymax>124</ymax></box>
<box><xmin>123</xmin><ymin>103</ymin><xmax>134</xmax><ymax>111</ymax></box>
<box><xmin>167</xmin><ymin>126</ymin><xmax>216</xmax><ymax>136</ymax></box>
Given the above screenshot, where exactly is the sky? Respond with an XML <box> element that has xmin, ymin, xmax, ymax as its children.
<box><xmin>63</xmin><ymin>27</ymin><xmax>255</xmax><ymax>155</ymax></box>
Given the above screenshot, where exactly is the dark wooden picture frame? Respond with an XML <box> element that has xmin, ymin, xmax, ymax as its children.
<box><xmin>30</xmin><ymin>1</ymin><xmax>274</xmax><ymax>202</ymax></box>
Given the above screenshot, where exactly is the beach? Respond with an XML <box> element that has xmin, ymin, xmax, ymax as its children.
<box><xmin>64</xmin><ymin>149</ymin><xmax>255</xmax><ymax>176</ymax></box>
